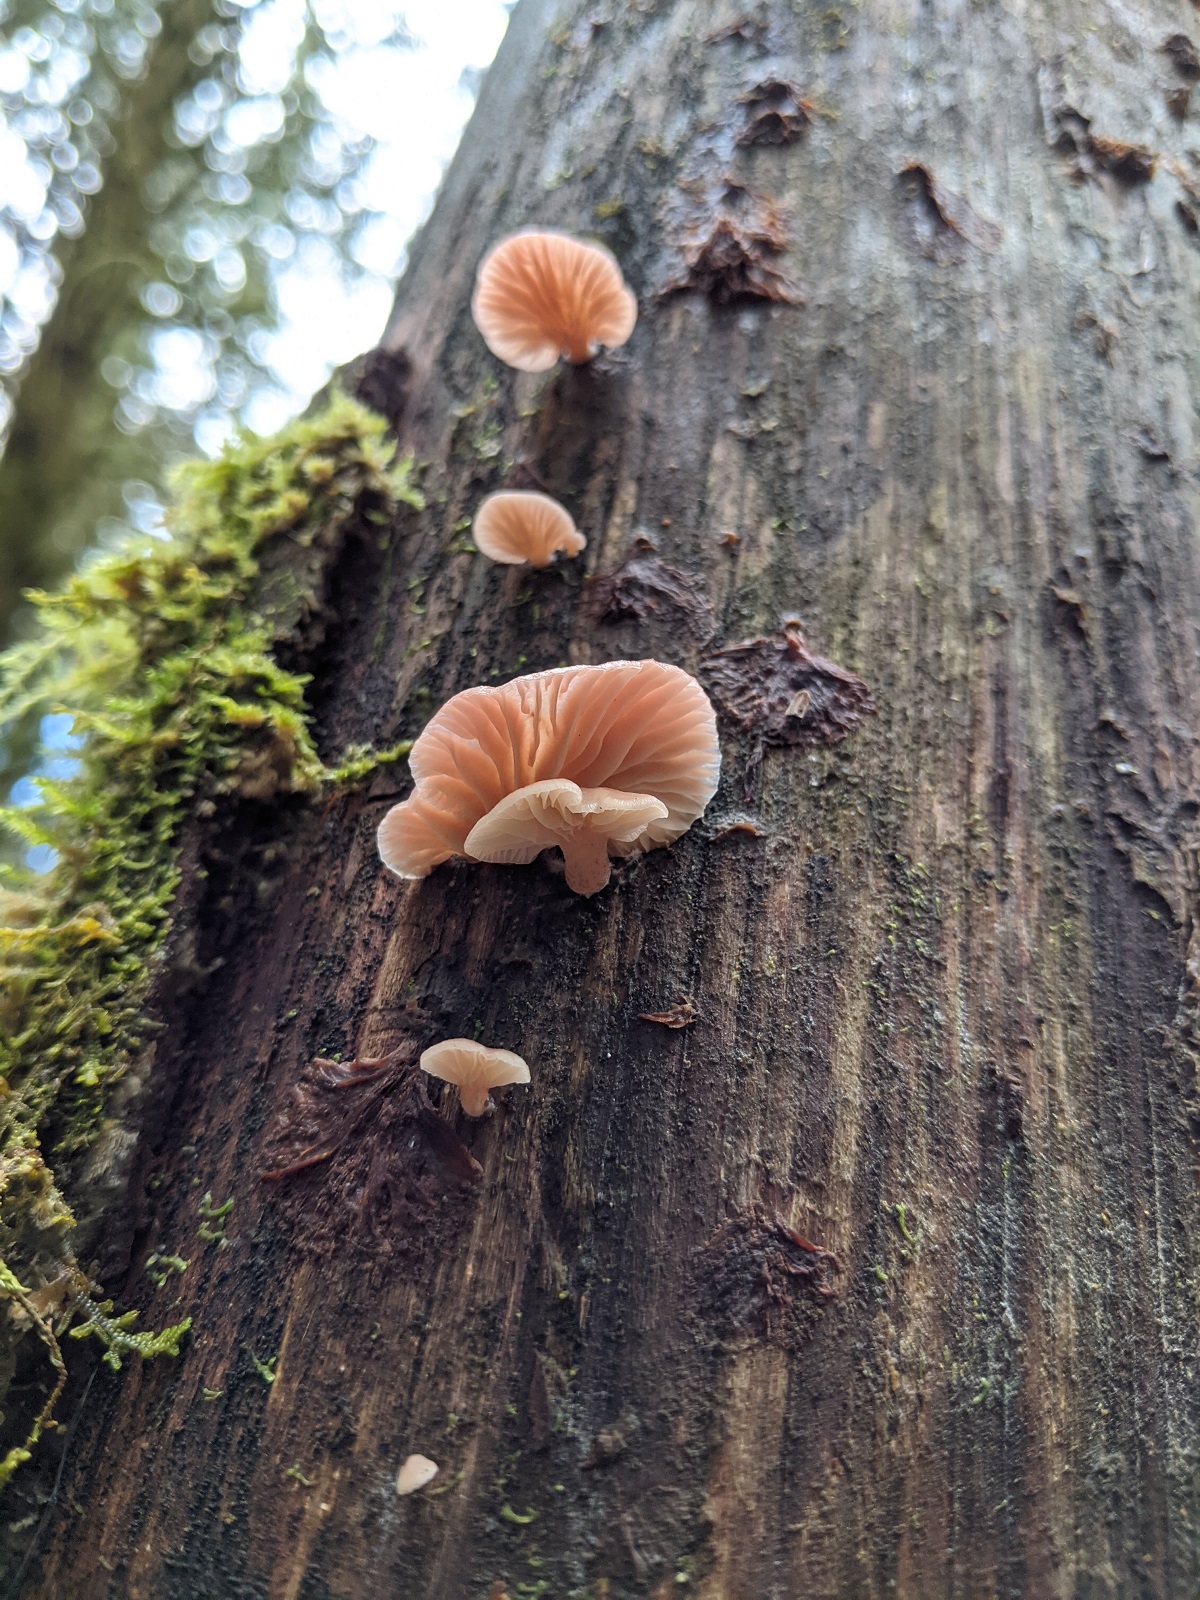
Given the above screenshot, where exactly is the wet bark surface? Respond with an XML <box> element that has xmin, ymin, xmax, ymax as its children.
<box><xmin>11</xmin><ymin>0</ymin><xmax>1200</xmax><ymax>1595</ymax></box>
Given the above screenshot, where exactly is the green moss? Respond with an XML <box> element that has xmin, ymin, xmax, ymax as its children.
<box><xmin>145</xmin><ymin>1252</ymin><xmax>189</xmax><ymax>1289</ymax></box>
<box><xmin>0</xmin><ymin>391</ymin><xmax>422</xmax><ymax>1480</ymax></box>
<box><xmin>893</xmin><ymin>1203</ymin><xmax>917</xmax><ymax>1242</ymax></box>
<box><xmin>500</xmin><ymin>1503</ymin><xmax>539</xmax><ymax>1526</ymax></box>
<box><xmin>196</xmin><ymin>1190</ymin><xmax>234</xmax><ymax>1246</ymax></box>
<box><xmin>322</xmin><ymin>738</ymin><xmax>413</xmax><ymax>789</ymax></box>
<box><xmin>68</xmin><ymin>1297</ymin><xmax>191</xmax><ymax>1370</ymax></box>
<box><xmin>245</xmin><ymin>1346</ymin><xmax>279</xmax><ymax>1385</ymax></box>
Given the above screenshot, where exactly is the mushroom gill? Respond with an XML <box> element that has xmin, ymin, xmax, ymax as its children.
<box><xmin>419</xmin><ymin>1039</ymin><xmax>531</xmax><ymax>1118</ymax></box>
<box><xmin>471</xmin><ymin>230</ymin><xmax>637</xmax><ymax>371</ymax></box>
<box><xmin>473</xmin><ymin>491</ymin><xmax>585</xmax><ymax>568</ymax></box>
<box><xmin>465</xmin><ymin>779</ymin><xmax>668</xmax><ymax>896</ymax></box>
<box><xmin>377</xmin><ymin>660</ymin><xmax>720</xmax><ymax>896</ymax></box>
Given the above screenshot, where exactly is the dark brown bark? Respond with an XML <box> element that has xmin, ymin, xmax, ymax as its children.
<box><xmin>12</xmin><ymin>0</ymin><xmax>1200</xmax><ymax>1596</ymax></box>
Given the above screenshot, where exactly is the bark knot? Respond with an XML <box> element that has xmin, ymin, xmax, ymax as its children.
<box><xmin>702</xmin><ymin>1208</ymin><xmax>842</xmax><ymax>1345</ymax></box>
<box><xmin>897</xmin><ymin>163</ymin><xmax>1001</xmax><ymax>262</ymax></box>
<box><xmin>737</xmin><ymin>79</ymin><xmax>814</xmax><ymax>146</ymax></box>
<box><xmin>1038</xmin><ymin>62</ymin><xmax>1157</xmax><ymax>184</ymax></box>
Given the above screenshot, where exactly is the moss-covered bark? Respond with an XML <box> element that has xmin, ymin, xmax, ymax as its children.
<box><xmin>0</xmin><ymin>394</ymin><xmax>418</xmax><ymax>1495</ymax></box>
<box><xmin>7</xmin><ymin>0</ymin><xmax>1200</xmax><ymax>1595</ymax></box>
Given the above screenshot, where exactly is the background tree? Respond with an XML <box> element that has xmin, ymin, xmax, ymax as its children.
<box><xmin>3</xmin><ymin>0</ymin><xmax>1200</xmax><ymax>1596</ymax></box>
<box><xmin>0</xmin><ymin>0</ymin><xmax>412</xmax><ymax>654</ymax></box>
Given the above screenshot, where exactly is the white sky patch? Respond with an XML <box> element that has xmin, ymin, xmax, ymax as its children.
<box><xmin>215</xmin><ymin>0</ymin><xmax>513</xmax><ymax>446</ymax></box>
<box><xmin>1</xmin><ymin>0</ymin><xmax>513</xmax><ymax>458</ymax></box>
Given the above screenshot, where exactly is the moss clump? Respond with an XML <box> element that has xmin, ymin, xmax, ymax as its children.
<box><xmin>0</xmin><ymin>391</ymin><xmax>421</xmax><ymax>1478</ymax></box>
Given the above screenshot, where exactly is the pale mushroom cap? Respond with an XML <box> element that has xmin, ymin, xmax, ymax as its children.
<box><xmin>465</xmin><ymin>780</ymin><xmax>669</xmax><ymax>895</ymax></box>
<box><xmin>471</xmin><ymin>230</ymin><xmax>638</xmax><ymax>371</ymax></box>
<box><xmin>396</xmin><ymin>1454</ymin><xmax>439</xmax><ymax>1495</ymax></box>
<box><xmin>473</xmin><ymin>491</ymin><xmax>585</xmax><ymax>568</ymax></box>
<box><xmin>377</xmin><ymin>660</ymin><xmax>721</xmax><ymax>887</ymax></box>
<box><xmin>420</xmin><ymin>1039</ymin><xmax>531</xmax><ymax>1117</ymax></box>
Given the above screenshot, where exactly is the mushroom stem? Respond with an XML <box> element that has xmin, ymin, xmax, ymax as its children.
<box><xmin>559</xmin><ymin>828</ymin><xmax>614</xmax><ymax>896</ymax></box>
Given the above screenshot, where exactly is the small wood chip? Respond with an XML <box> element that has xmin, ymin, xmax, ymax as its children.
<box><xmin>638</xmin><ymin>996</ymin><xmax>698</xmax><ymax>1028</ymax></box>
<box><xmin>396</xmin><ymin>1454</ymin><xmax>439</xmax><ymax>1495</ymax></box>
<box><xmin>710</xmin><ymin>818</ymin><xmax>764</xmax><ymax>841</ymax></box>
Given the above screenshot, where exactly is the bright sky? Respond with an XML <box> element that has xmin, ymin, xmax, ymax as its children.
<box><xmin>0</xmin><ymin>0</ymin><xmax>514</xmax><ymax>449</ymax></box>
<box><xmin>243</xmin><ymin>0</ymin><xmax>513</xmax><ymax>436</ymax></box>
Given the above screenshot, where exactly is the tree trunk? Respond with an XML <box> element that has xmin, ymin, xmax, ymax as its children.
<box><xmin>15</xmin><ymin>0</ymin><xmax>1200</xmax><ymax>1595</ymax></box>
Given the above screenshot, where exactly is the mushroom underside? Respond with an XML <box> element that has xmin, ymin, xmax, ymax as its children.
<box><xmin>376</xmin><ymin>660</ymin><xmax>722</xmax><ymax>889</ymax></box>
<box><xmin>464</xmin><ymin>779</ymin><xmax>669</xmax><ymax>895</ymax></box>
<box><xmin>419</xmin><ymin>1039</ymin><xmax>531</xmax><ymax>1117</ymax></box>
<box><xmin>472</xmin><ymin>231</ymin><xmax>637</xmax><ymax>370</ymax></box>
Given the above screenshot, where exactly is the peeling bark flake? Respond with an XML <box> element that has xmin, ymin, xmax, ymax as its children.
<box><xmin>638</xmin><ymin>995</ymin><xmax>699</xmax><ymax>1028</ymax></box>
<box><xmin>897</xmin><ymin>162</ymin><xmax>1002</xmax><ymax>261</ymax></box>
<box><xmin>1088</xmin><ymin>135</ymin><xmax>1157</xmax><ymax>184</ymax></box>
<box><xmin>704</xmin><ymin>618</ymin><xmax>874</xmax><ymax>751</ymax></box>
<box><xmin>663</xmin><ymin>178</ymin><xmax>802</xmax><ymax>305</ymax></box>
<box><xmin>260</xmin><ymin>1042</ymin><xmax>481</xmax><ymax>1253</ymax></box>
<box><xmin>587</xmin><ymin>545</ymin><xmax>715</xmax><ymax>636</ymax></box>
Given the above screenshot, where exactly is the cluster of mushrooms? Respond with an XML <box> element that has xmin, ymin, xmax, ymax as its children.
<box><xmin>377</xmin><ymin>230</ymin><xmax>722</xmax><ymax>1127</ymax></box>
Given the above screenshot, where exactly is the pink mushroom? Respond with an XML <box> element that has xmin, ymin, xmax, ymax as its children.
<box><xmin>419</xmin><ymin>1039</ymin><xmax>530</xmax><ymax>1117</ymax></box>
<box><xmin>471</xmin><ymin>230</ymin><xmax>637</xmax><ymax>371</ymax></box>
<box><xmin>473</xmin><ymin>491</ymin><xmax>585</xmax><ymax>568</ymax></box>
<box><xmin>377</xmin><ymin>660</ymin><xmax>720</xmax><ymax>895</ymax></box>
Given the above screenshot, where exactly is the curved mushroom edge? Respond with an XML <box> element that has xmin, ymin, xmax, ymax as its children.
<box><xmin>419</xmin><ymin>1039</ymin><xmax>532</xmax><ymax>1117</ymax></box>
<box><xmin>472</xmin><ymin>490</ymin><xmax>586</xmax><ymax>568</ymax></box>
<box><xmin>376</xmin><ymin>660</ymin><xmax>721</xmax><ymax>894</ymax></box>
<box><xmin>470</xmin><ymin>229</ymin><xmax>638</xmax><ymax>371</ymax></box>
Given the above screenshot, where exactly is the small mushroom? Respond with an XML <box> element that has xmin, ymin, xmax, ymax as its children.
<box><xmin>420</xmin><ymin>1039</ymin><xmax>531</xmax><ymax>1118</ymax></box>
<box><xmin>396</xmin><ymin>1454</ymin><xmax>439</xmax><ymax>1495</ymax></box>
<box><xmin>471</xmin><ymin>229</ymin><xmax>637</xmax><ymax>371</ymax></box>
<box><xmin>377</xmin><ymin>660</ymin><xmax>720</xmax><ymax>896</ymax></box>
<box><xmin>473</xmin><ymin>491</ymin><xmax>585</xmax><ymax>568</ymax></box>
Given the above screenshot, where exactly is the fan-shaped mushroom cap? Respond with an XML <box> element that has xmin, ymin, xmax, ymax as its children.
<box><xmin>377</xmin><ymin>660</ymin><xmax>720</xmax><ymax>895</ymax></box>
<box><xmin>473</xmin><ymin>491</ymin><xmax>585</xmax><ymax>568</ymax></box>
<box><xmin>471</xmin><ymin>230</ymin><xmax>637</xmax><ymax>371</ymax></box>
<box><xmin>396</xmin><ymin>1454</ymin><xmax>439</xmax><ymax>1495</ymax></box>
<box><xmin>420</xmin><ymin>1039</ymin><xmax>530</xmax><ymax>1118</ymax></box>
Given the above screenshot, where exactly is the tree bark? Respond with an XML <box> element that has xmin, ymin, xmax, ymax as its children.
<box><xmin>14</xmin><ymin>0</ymin><xmax>1200</xmax><ymax>1596</ymax></box>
